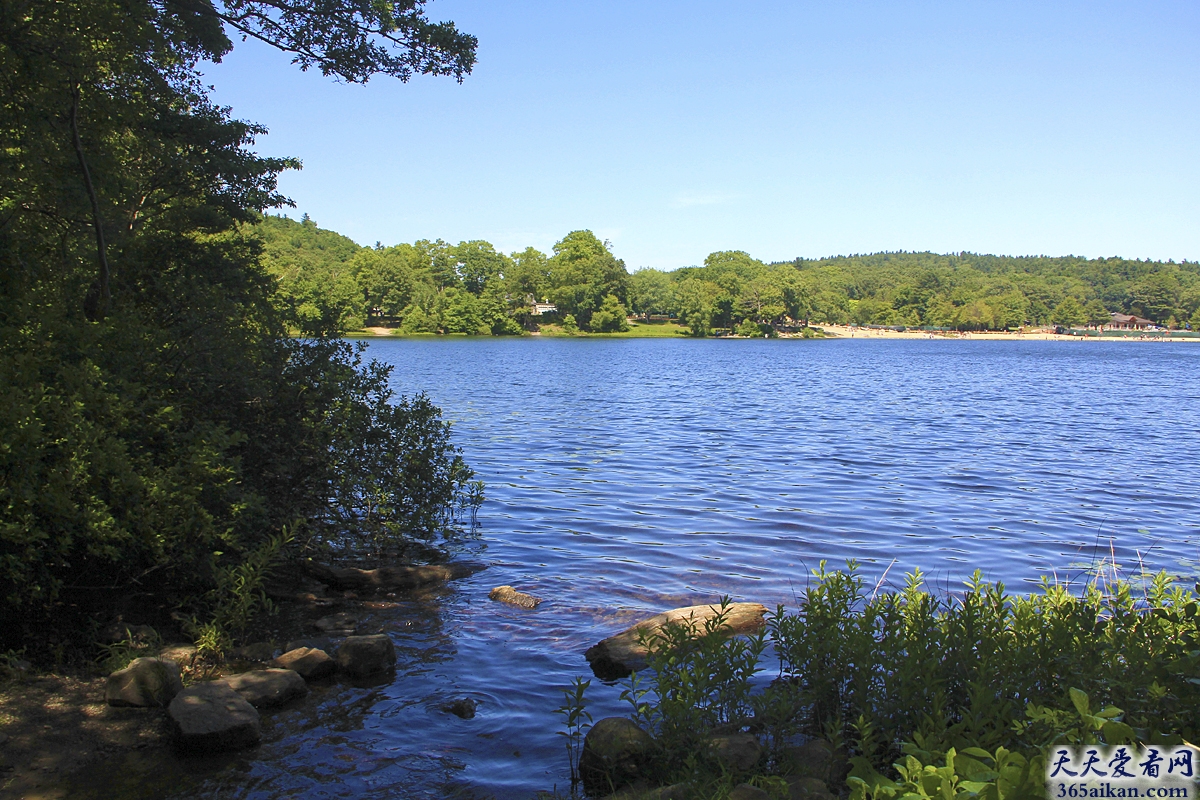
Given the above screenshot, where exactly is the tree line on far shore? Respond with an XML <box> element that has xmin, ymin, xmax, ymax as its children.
<box><xmin>260</xmin><ymin>215</ymin><xmax>1200</xmax><ymax>337</ymax></box>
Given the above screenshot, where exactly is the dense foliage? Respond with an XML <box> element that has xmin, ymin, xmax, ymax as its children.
<box><xmin>0</xmin><ymin>0</ymin><xmax>477</xmax><ymax>659</ymax></box>
<box><xmin>565</xmin><ymin>565</ymin><xmax>1200</xmax><ymax>799</ymax></box>
<box><xmin>261</xmin><ymin>217</ymin><xmax>1200</xmax><ymax>336</ymax></box>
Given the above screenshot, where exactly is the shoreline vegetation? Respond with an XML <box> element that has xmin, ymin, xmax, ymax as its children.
<box><xmin>259</xmin><ymin>214</ymin><xmax>1200</xmax><ymax>341</ymax></box>
<box><xmin>553</xmin><ymin>564</ymin><xmax>1200</xmax><ymax>800</ymax></box>
<box><xmin>344</xmin><ymin>321</ymin><xmax>1200</xmax><ymax>342</ymax></box>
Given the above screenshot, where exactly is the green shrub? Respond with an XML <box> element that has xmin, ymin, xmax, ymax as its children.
<box><xmin>569</xmin><ymin>564</ymin><xmax>1200</xmax><ymax>798</ymax></box>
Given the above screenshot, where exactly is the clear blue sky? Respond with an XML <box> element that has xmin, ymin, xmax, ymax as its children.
<box><xmin>204</xmin><ymin>0</ymin><xmax>1199</xmax><ymax>270</ymax></box>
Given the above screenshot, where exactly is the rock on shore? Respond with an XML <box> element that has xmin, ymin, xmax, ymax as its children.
<box><xmin>216</xmin><ymin>668</ymin><xmax>308</xmax><ymax>708</ymax></box>
<box><xmin>274</xmin><ymin>646</ymin><xmax>338</xmax><ymax>680</ymax></box>
<box><xmin>168</xmin><ymin>683</ymin><xmax>260</xmax><ymax>753</ymax></box>
<box><xmin>585</xmin><ymin>602</ymin><xmax>768</xmax><ymax>679</ymax></box>
<box><xmin>105</xmin><ymin>657</ymin><xmax>183</xmax><ymax>707</ymax></box>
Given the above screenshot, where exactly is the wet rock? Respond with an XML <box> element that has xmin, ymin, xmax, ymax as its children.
<box><xmin>729</xmin><ymin>784</ymin><xmax>770</xmax><ymax>800</ymax></box>
<box><xmin>168</xmin><ymin>683</ymin><xmax>260</xmax><ymax>753</ymax></box>
<box><xmin>585</xmin><ymin>602</ymin><xmax>768</xmax><ymax>679</ymax></box>
<box><xmin>579</xmin><ymin>717</ymin><xmax>656</xmax><ymax>796</ymax></box>
<box><xmin>336</xmin><ymin>634</ymin><xmax>396</xmax><ymax>677</ymax></box>
<box><xmin>284</xmin><ymin>636</ymin><xmax>333</xmax><ymax>653</ymax></box>
<box><xmin>784</xmin><ymin>739</ymin><xmax>834</xmax><ymax>781</ymax></box>
<box><xmin>314</xmin><ymin>612</ymin><xmax>358</xmax><ymax>634</ymax></box>
<box><xmin>488</xmin><ymin>585</ymin><xmax>542</xmax><ymax>609</ymax></box>
<box><xmin>441</xmin><ymin>698</ymin><xmax>477</xmax><ymax>719</ymax></box>
<box><xmin>274</xmin><ymin>647</ymin><xmax>337</xmax><ymax>680</ymax></box>
<box><xmin>228</xmin><ymin>642</ymin><xmax>275</xmax><ymax>662</ymax></box>
<box><xmin>216</xmin><ymin>668</ymin><xmax>308</xmax><ymax>708</ymax></box>
<box><xmin>105</xmin><ymin>657</ymin><xmax>183</xmax><ymax>707</ymax></box>
<box><xmin>708</xmin><ymin>733</ymin><xmax>761</xmax><ymax>772</ymax></box>
<box><xmin>158</xmin><ymin>643</ymin><xmax>197</xmax><ymax>665</ymax></box>
<box><xmin>787</xmin><ymin>776</ymin><xmax>834</xmax><ymax>800</ymax></box>
<box><xmin>303</xmin><ymin>559</ymin><xmax>486</xmax><ymax>591</ymax></box>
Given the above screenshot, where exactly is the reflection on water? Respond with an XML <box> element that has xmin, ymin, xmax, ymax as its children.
<box><xmin>67</xmin><ymin>339</ymin><xmax>1200</xmax><ymax>799</ymax></box>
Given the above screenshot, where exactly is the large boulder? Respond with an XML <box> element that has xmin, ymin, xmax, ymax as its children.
<box><xmin>337</xmin><ymin>634</ymin><xmax>396</xmax><ymax>677</ymax></box>
<box><xmin>216</xmin><ymin>668</ymin><xmax>308</xmax><ymax>708</ymax></box>
<box><xmin>274</xmin><ymin>646</ymin><xmax>337</xmax><ymax>680</ymax></box>
<box><xmin>729</xmin><ymin>784</ymin><xmax>770</xmax><ymax>800</ymax></box>
<box><xmin>787</xmin><ymin>776</ymin><xmax>835</xmax><ymax>800</ymax></box>
<box><xmin>105</xmin><ymin>657</ymin><xmax>183</xmax><ymax>707</ymax></box>
<box><xmin>168</xmin><ymin>683</ymin><xmax>260</xmax><ymax>753</ymax></box>
<box><xmin>585</xmin><ymin>602</ymin><xmax>768</xmax><ymax>679</ymax></box>
<box><xmin>579</xmin><ymin>717</ymin><xmax>656</xmax><ymax>796</ymax></box>
<box><xmin>708</xmin><ymin>733</ymin><xmax>762</xmax><ymax>773</ymax></box>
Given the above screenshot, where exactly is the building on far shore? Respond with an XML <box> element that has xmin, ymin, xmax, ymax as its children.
<box><xmin>531</xmin><ymin>301</ymin><xmax>557</xmax><ymax>316</ymax></box>
<box><xmin>1108</xmin><ymin>312</ymin><xmax>1154</xmax><ymax>330</ymax></box>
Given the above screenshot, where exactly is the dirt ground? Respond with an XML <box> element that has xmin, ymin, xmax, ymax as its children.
<box><xmin>0</xmin><ymin>672</ymin><xmax>171</xmax><ymax>799</ymax></box>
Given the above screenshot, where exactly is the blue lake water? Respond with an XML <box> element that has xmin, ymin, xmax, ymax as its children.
<box><xmin>118</xmin><ymin>338</ymin><xmax>1200</xmax><ymax>800</ymax></box>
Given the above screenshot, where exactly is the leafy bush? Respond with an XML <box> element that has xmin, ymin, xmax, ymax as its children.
<box><xmin>569</xmin><ymin>564</ymin><xmax>1200</xmax><ymax>798</ymax></box>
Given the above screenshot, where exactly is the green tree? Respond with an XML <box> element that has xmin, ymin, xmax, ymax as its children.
<box><xmin>1051</xmin><ymin>296</ymin><xmax>1086</xmax><ymax>327</ymax></box>
<box><xmin>547</xmin><ymin>231</ymin><xmax>629</xmax><ymax>328</ymax></box>
<box><xmin>674</xmin><ymin>278</ymin><xmax>722</xmax><ymax>336</ymax></box>
<box><xmin>590</xmin><ymin>294</ymin><xmax>631</xmax><ymax>332</ymax></box>
<box><xmin>0</xmin><ymin>0</ymin><xmax>479</xmax><ymax>655</ymax></box>
<box><xmin>1084</xmin><ymin>299</ymin><xmax>1110</xmax><ymax>328</ymax></box>
<box><xmin>629</xmin><ymin>268</ymin><xmax>673</xmax><ymax>318</ymax></box>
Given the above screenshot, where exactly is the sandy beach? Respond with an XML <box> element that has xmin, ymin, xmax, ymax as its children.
<box><xmin>816</xmin><ymin>324</ymin><xmax>1199</xmax><ymax>342</ymax></box>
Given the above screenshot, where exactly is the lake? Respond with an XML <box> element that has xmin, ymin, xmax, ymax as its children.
<box><xmin>90</xmin><ymin>338</ymin><xmax>1200</xmax><ymax>799</ymax></box>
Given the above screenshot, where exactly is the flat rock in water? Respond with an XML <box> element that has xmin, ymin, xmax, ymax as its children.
<box><xmin>584</xmin><ymin>602</ymin><xmax>768</xmax><ymax>679</ymax></box>
<box><xmin>274</xmin><ymin>647</ymin><xmax>337</xmax><ymax>680</ymax></box>
<box><xmin>105</xmin><ymin>657</ymin><xmax>183</xmax><ymax>707</ymax></box>
<box><xmin>216</xmin><ymin>668</ymin><xmax>308</xmax><ymax>708</ymax></box>
<box><xmin>313</xmin><ymin>612</ymin><xmax>358</xmax><ymax>633</ymax></box>
<box><xmin>168</xmin><ymin>683</ymin><xmax>260</xmax><ymax>753</ymax></box>
<box><xmin>337</xmin><ymin>634</ymin><xmax>396</xmax><ymax>677</ymax></box>
<box><xmin>303</xmin><ymin>560</ymin><xmax>485</xmax><ymax>591</ymax></box>
<box><xmin>488</xmin><ymin>585</ymin><xmax>542</xmax><ymax>609</ymax></box>
<box><xmin>284</xmin><ymin>636</ymin><xmax>333</xmax><ymax>653</ymax></box>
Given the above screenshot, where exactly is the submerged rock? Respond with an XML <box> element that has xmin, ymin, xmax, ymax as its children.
<box><xmin>168</xmin><ymin>683</ymin><xmax>260</xmax><ymax>753</ymax></box>
<box><xmin>105</xmin><ymin>657</ymin><xmax>183</xmax><ymax>707</ymax></box>
<box><xmin>216</xmin><ymin>668</ymin><xmax>308</xmax><ymax>708</ymax></box>
<box><xmin>488</xmin><ymin>585</ymin><xmax>542</xmax><ymax>609</ymax></box>
<box><xmin>440</xmin><ymin>698</ymin><xmax>477</xmax><ymax>719</ymax></box>
<box><xmin>585</xmin><ymin>602</ymin><xmax>768</xmax><ymax>679</ymax></box>
<box><xmin>579</xmin><ymin>717</ymin><xmax>656</xmax><ymax>796</ymax></box>
<box><xmin>313</xmin><ymin>612</ymin><xmax>358</xmax><ymax>634</ymax></box>
<box><xmin>274</xmin><ymin>646</ymin><xmax>337</xmax><ymax>680</ymax></box>
<box><xmin>337</xmin><ymin>634</ymin><xmax>396</xmax><ymax>677</ymax></box>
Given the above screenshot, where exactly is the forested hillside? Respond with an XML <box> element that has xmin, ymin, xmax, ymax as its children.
<box><xmin>259</xmin><ymin>215</ymin><xmax>1200</xmax><ymax>336</ymax></box>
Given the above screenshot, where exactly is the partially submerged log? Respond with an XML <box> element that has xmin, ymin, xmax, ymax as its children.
<box><xmin>585</xmin><ymin>602</ymin><xmax>768</xmax><ymax>680</ymax></box>
<box><xmin>302</xmin><ymin>559</ymin><xmax>485</xmax><ymax>591</ymax></box>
